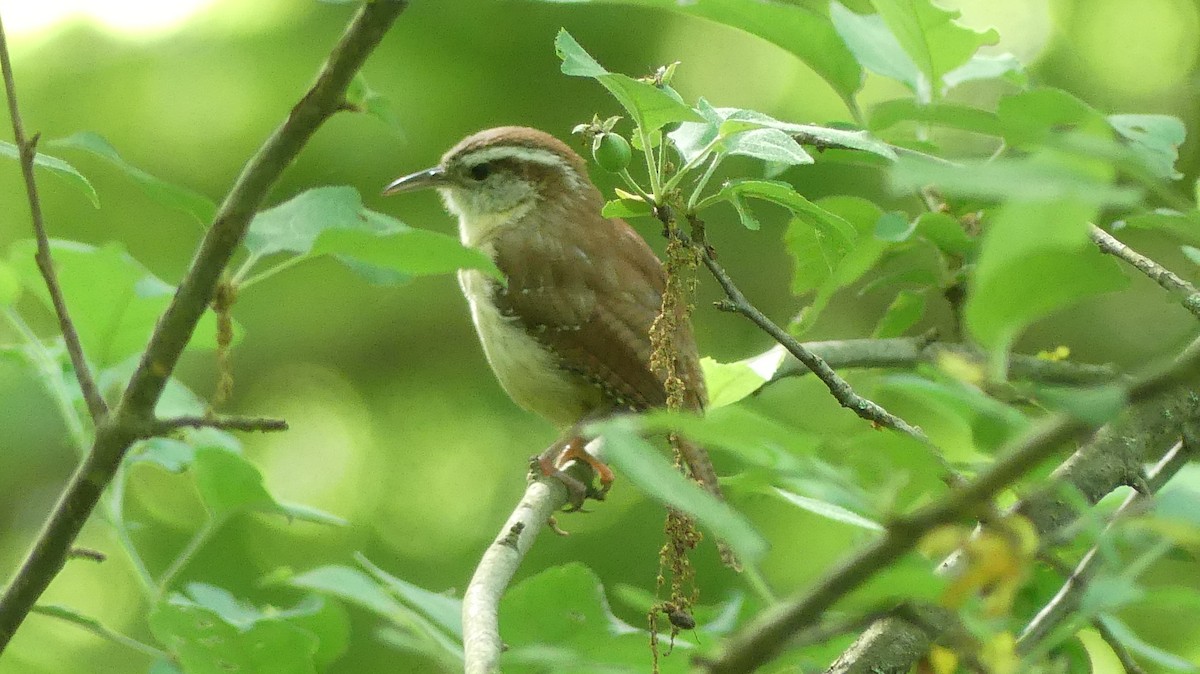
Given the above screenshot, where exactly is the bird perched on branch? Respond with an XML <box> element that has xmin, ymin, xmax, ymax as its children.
<box><xmin>382</xmin><ymin>126</ymin><xmax>722</xmax><ymax>506</ymax></box>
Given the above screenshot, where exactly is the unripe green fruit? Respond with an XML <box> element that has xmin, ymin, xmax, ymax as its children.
<box><xmin>591</xmin><ymin>132</ymin><xmax>632</xmax><ymax>173</ymax></box>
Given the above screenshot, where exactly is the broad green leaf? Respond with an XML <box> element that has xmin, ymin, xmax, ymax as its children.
<box><xmin>966</xmin><ymin>193</ymin><xmax>1128</xmax><ymax>351</ymax></box>
<box><xmin>312</xmin><ymin>223</ymin><xmax>501</xmax><ymax>281</ymax></box>
<box><xmin>602</xmin><ymin>198</ymin><xmax>653</xmax><ymax>219</ymax></box>
<box><xmin>132</xmin><ymin>438</ymin><xmax>196</xmax><ymax>473</ymax></box>
<box><xmin>1036</xmin><ymin>384</ymin><xmax>1127</xmax><ymax>425</ymax></box>
<box><xmin>0</xmin><ymin>140</ymin><xmax>98</xmax><ymax>206</ymax></box>
<box><xmin>772</xmin><ymin>488</ymin><xmax>884</xmax><ymax>531</ymax></box>
<box><xmin>873</xmin><ymin>289</ymin><xmax>926</xmax><ymax>338</ymax></box>
<box><xmin>356</xmin><ymin>553</ymin><xmax>463</xmax><ymax>638</ymax></box>
<box><xmin>344</xmin><ymin>73</ymin><xmax>402</xmax><ymax>134</ymax></box>
<box><xmin>914</xmin><ymin>211</ymin><xmax>974</xmax><ymax>257</ymax></box>
<box><xmin>542</xmin><ymin>0</ymin><xmax>863</xmax><ymax>106</ymax></box>
<box><xmin>1108</xmin><ymin>114</ymin><xmax>1187</xmax><ymax>181</ymax></box>
<box><xmin>874</xmin><ymin>211</ymin><xmax>913</xmax><ymax>242</ymax></box>
<box><xmin>9</xmin><ymin>240</ymin><xmax>226</xmax><ymax>366</ymax></box>
<box><xmin>244</xmin><ymin>186</ymin><xmax>394</xmax><ymax>258</ymax></box>
<box><xmin>48</xmin><ymin>132</ymin><xmax>216</xmax><ymax>223</ymax></box>
<box><xmin>869</xmin><ymin>99</ymin><xmax>1004</xmax><ymax>137</ymax></box>
<box><xmin>190</xmin><ymin>447</ymin><xmax>344</xmax><ymax>525</ymax></box>
<box><xmin>700</xmin><ymin>345</ymin><xmax>787</xmax><ymax>409</ymax></box>
<box><xmin>871</xmin><ymin>0</ymin><xmax>998</xmax><ymax>100</ymax></box>
<box><xmin>150</xmin><ymin>588</ymin><xmax>320</xmax><ymax>674</ymax></box>
<box><xmin>555</xmin><ymin>30</ymin><xmax>702</xmax><ymax>133</ymax></box>
<box><xmin>721</xmin><ymin>127</ymin><xmax>813</xmax><ymax>166</ymax></box>
<box><xmin>1116</xmin><ymin>210</ymin><xmax>1200</xmax><ymax>247</ymax></box>
<box><xmin>830</xmin><ymin>1</ymin><xmax>921</xmax><ymax>94</ymax></box>
<box><xmin>700</xmin><ymin>179</ymin><xmax>857</xmax><ymax>245</ymax></box>
<box><xmin>942</xmin><ymin>52</ymin><xmax>1027</xmax><ymax>91</ymax></box>
<box><xmin>501</xmin><ymin>563</ymin><xmax>637</xmax><ymax>644</ymax></box>
<box><xmin>996</xmin><ymin>88</ymin><xmax>1108</xmax><ymax>147</ymax></box>
<box><xmin>592</xmin><ymin>417</ymin><xmax>768</xmax><ymax>565</ymax></box>
<box><xmin>889</xmin><ymin>155</ymin><xmax>1143</xmax><ymax>208</ymax></box>
<box><xmin>723</xmin><ymin>107</ymin><xmax>895</xmax><ymax>160</ymax></box>
<box><xmin>879</xmin><ymin>374</ymin><xmax>1029</xmax><ymax>451</ymax></box>
<box><xmin>635</xmin><ymin>407</ymin><xmax>816</xmax><ymax>473</ymax></box>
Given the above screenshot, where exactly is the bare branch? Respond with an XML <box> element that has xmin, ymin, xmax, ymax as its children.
<box><xmin>153</xmin><ymin>414</ymin><xmax>288</xmax><ymax>434</ymax></box>
<box><xmin>0</xmin><ymin>16</ymin><xmax>107</xmax><ymax>422</ymax></box>
<box><xmin>463</xmin><ymin>442</ymin><xmax>600</xmax><ymax>674</ymax></box>
<box><xmin>702</xmin><ymin>337</ymin><xmax>1200</xmax><ymax>674</ymax></box>
<box><xmin>1093</xmin><ymin>618</ymin><xmax>1149</xmax><ymax>674</ymax></box>
<box><xmin>0</xmin><ymin>1</ymin><xmax>410</xmax><ymax>651</ymax></box>
<box><xmin>1090</xmin><ymin>225</ymin><xmax>1200</xmax><ymax>319</ymax></box>
<box><xmin>701</xmin><ymin>251</ymin><xmax>929</xmax><ymax>444</ymax></box>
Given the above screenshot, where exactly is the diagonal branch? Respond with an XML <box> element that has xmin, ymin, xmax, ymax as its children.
<box><xmin>152</xmin><ymin>414</ymin><xmax>288</xmax><ymax>434</ymax></box>
<box><xmin>700</xmin><ymin>337</ymin><xmax>1200</xmax><ymax>674</ymax></box>
<box><xmin>1089</xmin><ymin>224</ymin><xmax>1200</xmax><ymax>319</ymax></box>
<box><xmin>0</xmin><ymin>17</ymin><xmax>107</xmax><ymax>422</ymax></box>
<box><xmin>0</xmin><ymin>0</ymin><xmax>409</xmax><ymax>652</ymax></box>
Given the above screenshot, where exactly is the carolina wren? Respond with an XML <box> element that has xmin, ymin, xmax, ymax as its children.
<box><xmin>383</xmin><ymin>126</ymin><xmax>721</xmax><ymax>501</ymax></box>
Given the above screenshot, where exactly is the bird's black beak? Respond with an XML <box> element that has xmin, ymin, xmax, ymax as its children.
<box><xmin>381</xmin><ymin>166</ymin><xmax>446</xmax><ymax>196</ymax></box>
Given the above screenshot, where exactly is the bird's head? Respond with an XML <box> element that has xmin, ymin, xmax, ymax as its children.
<box><xmin>383</xmin><ymin>126</ymin><xmax>597</xmax><ymax>246</ymax></box>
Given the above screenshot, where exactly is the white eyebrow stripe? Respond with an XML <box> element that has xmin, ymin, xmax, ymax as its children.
<box><xmin>456</xmin><ymin>146</ymin><xmax>583</xmax><ymax>188</ymax></box>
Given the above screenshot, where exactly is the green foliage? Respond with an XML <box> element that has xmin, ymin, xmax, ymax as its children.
<box><xmin>0</xmin><ymin>139</ymin><xmax>98</xmax><ymax>206</ymax></box>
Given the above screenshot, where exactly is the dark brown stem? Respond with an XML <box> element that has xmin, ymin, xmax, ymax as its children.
<box><xmin>0</xmin><ymin>16</ymin><xmax>107</xmax><ymax>422</ymax></box>
<box><xmin>0</xmin><ymin>1</ymin><xmax>409</xmax><ymax>652</ymax></box>
<box><xmin>702</xmin><ymin>337</ymin><xmax>1200</xmax><ymax>673</ymax></box>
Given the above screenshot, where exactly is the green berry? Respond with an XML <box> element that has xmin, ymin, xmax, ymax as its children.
<box><xmin>591</xmin><ymin>132</ymin><xmax>632</xmax><ymax>173</ymax></box>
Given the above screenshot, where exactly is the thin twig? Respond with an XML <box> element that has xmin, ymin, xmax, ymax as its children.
<box><xmin>0</xmin><ymin>1</ymin><xmax>409</xmax><ymax>651</ymax></box>
<box><xmin>153</xmin><ymin>415</ymin><xmax>288</xmax><ymax>434</ymax></box>
<box><xmin>701</xmin><ymin>252</ymin><xmax>929</xmax><ymax>443</ymax></box>
<box><xmin>0</xmin><ymin>16</ymin><xmax>107</xmax><ymax>422</ymax></box>
<box><xmin>1093</xmin><ymin>618</ymin><xmax>1149</xmax><ymax>674</ymax></box>
<box><xmin>701</xmin><ymin>337</ymin><xmax>1200</xmax><ymax>674</ymax></box>
<box><xmin>30</xmin><ymin>605</ymin><xmax>169</xmax><ymax>661</ymax></box>
<box><xmin>1089</xmin><ymin>225</ymin><xmax>1200</xmax><ymax>319</ymax></box>
<box><xmin>463</xmin><ymin>444</ymin><xmax>599</xmax><ymax>674</ymax></box>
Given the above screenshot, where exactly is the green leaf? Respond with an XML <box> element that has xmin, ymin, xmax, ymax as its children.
<box><xmin>190</xmin><ymin>447</ymin><xmax>344</xmax><ymax>525</ymax></box>
<box><xmin>942</xmin><ymin>52</ymin><xmax>1027</xmax><ymax>91</ymax></box>
<box><xmin>996</xmin><ymin>88</ymin><xmax>1108</xmax><ymax>147</ymax></box>
<box><xmin>871</xmin><ymin>0</ymin><xmax>998</xmax><ymax>100</ymax></box>
<box><xmin>869</xmin><ymin>99</ymin><xmax>1004</xmax><ymax>137</ymax></box>
<box><xmin>150</xmin><ymin>586</ymin><xmax>321</xmax><ymax>674</ymax></box>
<box><xmin>1097</xmin><ymin>616</ymin><xmax>1200</xmax><ymax>673</ymax></box>
<box><xmin>0</xmin><ymin>140</ymin><xmax>98</xmax><ymax>206</ymax></box>
<box><xmin>701</xmin><ymin>179</ymin><xmax>857</xmax><ymax>245</ymax></box>
<box><xmin>244</xmin><ymin>186</ymin><xmax>389</xmax><ymax>258</ymax></box>
<box><xmin>48</xmin><ymin>132</ymin><xmax>216</xmax><ymax>223</ymax></box>
<box><xmin>914</xmin><ymin>211</ymin><xmax>974</xmax><ymax>257</ymax></box>
<box><xmin>830</xmin><ymin>1</ymin><xmax>922</xmax><ymax>94</ymax></box>
<box><xmin>879</xmin><ymin>374</ymin><xmax>1029</xmax><ymax>450</ymax></box>
<box><xmin>8</xmin><ymin>240</ymin><xmax>227</xmax><ymax>366</ymax></box>
<box><xmin>700</xmin><ymin>345</ymin><xmax>787</xmax><ymax>409</ymax></box>
<box><xmin>132</xmin><ymin>438</ymin><xmax>196</xmax><ymax>473</ymax></box>
<box><xmin>601</xmin><ymin>197</ymin><xmax>653</xmax><ymax>219</ymax></box>
<box><xmin>889</xmin><ymin>154</ymin><xmax>1144</xmax><ymax>208</ymax></box>
<box><xmin>772</xmin><ymin>488</ymin><xmax>884</xmax><ymax>531</ymax></box>
<box><xmin>0</xmin><ymin>260</ymin><xmax>20</xmax><ymax>307</ymax></box>
<box><xmin>721</xmin><ymin>127</ymin><xmax>813</xmax><ymax>166</ymax></box>
<box><xmin>635</xmin><ymin>407</ymin><xmax>817</xmax><ymax>472</ymax></box>
<box><xmin>873</xmin><ymin>289</ymin><xmax>926</xmax><ymax>338</ymax></box>
<box><xmin>1036</xmin><ymin>384</ymin><xmax>1127</xmax><ymax>425</ymax></box>
<box><xmin>874</xmin><ymin>211</ymin><xmax>913</xmax><ymax>242</ymax></box>
<box><xmin>541</xmin><ymin>1</ymin><xmax>863</xmax><ymax>106</ymax></box>
<box><xmin>966</xmin><ymin>197</ymin><xmax>1129</xmax><ymax>351</ymax></box>
<box><xmin>344</xmin><ymin>73</ymin><xmax>402</xmax><ymax>135</ymax></box>
<box><xmin>312</xmin><ymin>223</ymin><xmax>501</xmax><ymax>282</ymax></box>
<box><xmin>555</xmin><ymin>30</ymin><xmax>702</xmax><ymax>133</ymax></box>
<box><xmin>1108</xmin><ymin>114</ymin><xmax>1187</xmax><ymax>181</ymax></box>
<box><xmin>724</xmin><ymin>107</ymin><xmax>895</xmax><ymax>160</ymax></box>
<box><xmin>1182</xmin><ymin>245</ymin><xmax>1200</xmax><ymax>266</ymax></box>
<box><xmin>591</xmin><ymin>417</ymin><xmax>768</xmax><ymax>565</ymax></box>
<box><xmin>355</xmin><ymin>553</ymin><xmax>463</xmax><ymax>639</ymax></box>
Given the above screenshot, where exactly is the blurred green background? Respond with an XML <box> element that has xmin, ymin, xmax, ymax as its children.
<box><xmin>0</xmin><ymin>0</ymin><xmax>1198</xmax><ymax>672</ymax></box>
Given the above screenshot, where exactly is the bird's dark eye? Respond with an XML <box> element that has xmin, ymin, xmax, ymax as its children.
<box><xmin>468</xmin><ymin>162</ymin><xmax>492</xmax><ymax>181</ymax></box>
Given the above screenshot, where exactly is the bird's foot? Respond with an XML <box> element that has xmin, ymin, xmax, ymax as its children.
<box><xmin>532</xmin><ymin>435</ymin><xmax>615</xmax><ymax>510</ymax></box>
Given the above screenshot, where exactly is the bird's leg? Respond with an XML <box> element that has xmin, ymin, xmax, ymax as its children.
<box><xmin>532</xmin><ymin>439</ymin><xmax>590</xmax><ymax>511</ymax></box>
<box><xmin>532</xmin><ymin>433</ymin><xmax>615</xmax><ymax>511</ymax></box>
<box><xmin>555</xmin><ymin>435</ymin><xmax>615</xmax><ymax>498</ymax></box>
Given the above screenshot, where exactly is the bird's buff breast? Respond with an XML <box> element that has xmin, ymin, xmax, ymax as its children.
<box><xmin>458</xmin><ymin>268</ymin><xmax>597</xmax><ymax>426</ymax></box>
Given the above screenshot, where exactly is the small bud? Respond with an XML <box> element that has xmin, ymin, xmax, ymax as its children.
<box><xmin>591</xmin><ymin>132</ymin><xmax>632</xmax><ymax>173</ymax></box>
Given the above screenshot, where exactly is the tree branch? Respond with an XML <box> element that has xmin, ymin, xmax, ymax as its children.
<box><xmin>701</xmin><ymin>337</ymin><xmax>1200</xmax><ymax>673</ymax></box>
<box><xmin>769</xmin><ymin>337</ymin><xmax>1116</xmax><ymax>387</ymax></box>
<box><xmin>152</xmin><ymin>414</ymin><xmax>288</xmax><ymax>434</ymax></box>
<box><xmin>0</xmin><ymin>16</ymin><xmax>107</xmax><ymax>422</ymax></box>
<box><xmin>0</xmin><ymin>0</ymin><xmax>409</xmax><ymax>652</ymax></box>
<box><xmin>701</xmin><ymin>252</ymin><xmax>929</xmax><ymax>444</ymax></box>
<box><xmin>463</xmin><ymin>443</ymin><xmax>599</xmax><ymax>674</ymax></box>
<box><xmin>822</xmin><ymin>387</ymin><xmax>1200</xmax><ymax>674</ymax></box>
<box><xmin>1089</xmin><ymin>225</ymin><xmax>1200</xmax><ymax>319</ymax></box>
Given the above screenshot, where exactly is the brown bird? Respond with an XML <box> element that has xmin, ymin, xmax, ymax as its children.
<box><xmin>382</xmin><ymin>126</ymin><xmax>721</xmax><ymax>503</ymax></box>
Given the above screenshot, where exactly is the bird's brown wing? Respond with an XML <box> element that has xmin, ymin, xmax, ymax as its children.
<box><xmin>489</xmin><ymin>215</ymin><xmax>706</xmax><ymax>414</ymax></box>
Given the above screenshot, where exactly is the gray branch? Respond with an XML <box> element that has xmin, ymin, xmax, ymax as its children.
<box><xmin>0</xmin><ymin>1</ymin><xmax>409</xmax><ymax>651</ymax></box>
<box><xmin>1090</xmin><ymin>224</ymin><xmax>1200</xmax><ymax>319</ymax></box>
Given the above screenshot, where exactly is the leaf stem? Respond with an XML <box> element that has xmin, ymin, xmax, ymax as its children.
<box><xmin>107</xmin><ymin>461</ymin><xmax>156</xmax><ymax>597</ymax></box>
<box><xmin>2</xmin><ymin>307</ymin><xmax>90</xmax><ymax>453</ymax></box>
<box><xmin>686</xmin><ymin>154</ymin><xmax>722</xmax><ymax>213</ymax></box>
<box><xmin>156</xmin><ymin>517</ymin><xmax>222</xmax><ymax>599</ymax></box>
<box><xmin>638</xmin><ymin>126</ymin><xmax>663</xmax><ymax>199</ymax></box>
<box><xmin>30</xmin><ymin>605</ymin><xmax>169</xmax><ymax>660</ymax></box>
<box><xmin>235</xmin><ymin>254</ymin><xmax>308</xmax><ymax>290</ymax></box>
